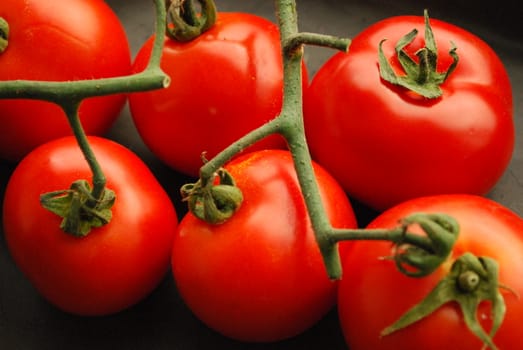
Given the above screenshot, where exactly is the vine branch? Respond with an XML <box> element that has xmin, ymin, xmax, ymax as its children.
<box><xmin>0</xmin><ymin>0</ymin><xmax>170</xmax><ymax>102</ymax></box>
<box><xmin>0</xmin><ymin>0</ymin><xmax>170</xmax><ymax>236</ymax></box>
<box><xmin>188</xmin><ymin>0</ymin><xmax>461</xmax><ymax>280</ymax></box>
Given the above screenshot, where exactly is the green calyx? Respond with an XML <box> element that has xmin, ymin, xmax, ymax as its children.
<box><xmin>165</xmin><ymin>0</ymin><xmax>217</xmax><ymax>42</ymax></box>
<box><xmin>393</xmin><ymin>213</ymin><xmax>460</xmax><ymax>277</ymax></box>
<box><xmin>378</xmin><ymin>9</ymin><xmax>459</xmax><ymax>99</ymax></box>
<box><xmin>40</xmin><ymin>180</ymin><xmax>115</xmax><ymax>237</ymax></box>
<box><xmin>0</xmin><ymin>17</ymin><xmax>9</xmax><ymax>53</ymax></box>
<box><xmin>180</xmin><ymin>168</ymin><xmax>243</xmax><ymax>224</ymax></box>
<box><xmin>382</xmin><ymin>253</ymin><xmax>512</xmax><ymax>350</ymax></box>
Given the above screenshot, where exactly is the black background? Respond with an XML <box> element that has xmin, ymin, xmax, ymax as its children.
<box><xmin>0</xmin><ymin>0</ymin><xmax>521</xmax><ymax>349</ymax></box>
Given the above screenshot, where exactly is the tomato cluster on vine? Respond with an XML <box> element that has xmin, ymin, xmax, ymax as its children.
<box><xmin>0</xmin><ymin>1</ymin><xmax>520</xmax><ymax>350</ymax></box>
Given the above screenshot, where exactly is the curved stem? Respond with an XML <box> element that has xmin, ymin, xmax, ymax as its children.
<box><xmin>193</xmin><ymin>0</ymin><xmax>356</xmax><ymax>278</ymax></box>
<box><xmin>189</xmin><ymin>0</ymin><xmax>459</xmax><ymax>280</ymax></box>
<box><xmin>148</xmin><ymin>0</ymin><xmax>171</xmax><ymax>72</ymax></box>
<box><xmin>61</xmin><ymin>101</ymin><xmax>106</xmax><ymax>203</ymax></box>
<box><xmin>165</xmin><ymin>0</ymin><xmax>217</xmax><ymax>42</ymax></box>
<box><xmin>199</xmin><ymin>118</ymin><xmax>282</xmax><ymax>184</ymax></box>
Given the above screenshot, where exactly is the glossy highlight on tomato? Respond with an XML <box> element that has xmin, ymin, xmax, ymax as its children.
<box><xmin>0</xmin><ymin>0</ymin><xmax>132</xmax><ymax>162</ymax></box>
<box><xmin>304</xmin><ymin>14</ymin><xmax>514</xmax><ymax>211</ymax></box>
<box><xmin>2</xmin><ymin>136</ymin><xmax>177</xmax><ymax>315</ymax></box>
<box><xmin>129</xmin><ymin>12</ymin><xmax>307</xmax><ymax>177</ymax></box>
<box><xmin>338</xmin><ymin>194</ymin><xmax>523</xmax><ymax>349</ymax></box>
<box><xmin>171</xmin><ymin>150</ymin><xmax>357</xmax><ymax>342</ymax></box>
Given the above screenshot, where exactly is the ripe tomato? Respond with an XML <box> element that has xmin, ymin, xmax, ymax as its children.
<box><xmin>0</xmin><ymin>0</ymin><xmax>131</xmax><ymax>162</ymax></box>
<box><xmin>171</xmin><ymin>150</ymin><xmax>357</xmax><ymax>342</ymax></box>
<box><xmin>129</xmin><ymin>13</ymin><xmax>307</xmax><ymax>177</ymax></box>
<box><xmin>304</xmin><ymin>14</ymin><xmax>514</xmax><ymax>211</ymax></box>
<box><xmin>338</xmin><ymin>194</ymin><xmax>523</xmax><ymax>349</ymax></box>
<box><xmin>2</xmin><ymin>136</ymin><xmax>177</xmax><ymax>315</ymax></box>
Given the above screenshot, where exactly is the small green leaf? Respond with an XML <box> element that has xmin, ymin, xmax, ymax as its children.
<box><xmin>382</xmin><ymin>253</ymin><xmax>509</xmax><ymax>350</ymax></box>
<box><xmin>40</xmin><ymin>180</ymin><xmax>116</xmax><ymax>237</ymax></box>
<box><xmin>181</xmin><ymin>168</ymin><xmax>243</xmax><ymax>225</ymax></box>
<box><xmin>423</xmin><ymin>9</ymin><xmax>437</xmax><ymax>54</ymax></box>
<box><xmin>393</xmin><ymin>213</ymin><xmax>459</xmax><ymax>277</ymax></box>
<box><xmin>39</xmin><ymin>189</ymin><xmax>74</xmax><ymax>217</ymax></box>
<box><xmin>377</xmin><ymin>10</ymin><xmax>459</xmax><ymax>99</ymax></box>
<box><xmin>395</xmin><ymin>28</ymin><xmax>419</xmax><ymax>77</ymax></box>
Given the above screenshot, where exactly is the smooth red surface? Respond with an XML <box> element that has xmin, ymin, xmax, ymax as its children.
<box><xmin>129</xmin><ymin>13</ymin><xmax>307</xmax><ymax>177</ymax></box>
<box><xmin>338</xmin><ymin>194</ymin><xmax>523</xmax><ymax>349</ymax></box>
<box><xmin>172</xmin><ymin>150</ymin><xmax>357</xmax><ymax>342</ymax></box>
<box><xmin>304</xmin><ymin>15</ymin><xmax>514</xmax><ymax>211</ymax></box>
<box><xmin>0</xmin><ymin>0</ymin><xmax>131</xmax><ymax>161</ymax></box>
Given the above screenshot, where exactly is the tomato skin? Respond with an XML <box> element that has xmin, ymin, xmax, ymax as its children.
<box><xmin>129</xmin><ymin>13</ymin><xmax>307</xmax><ymax>177</ymax></box>
<box><xmin>304</xmin><ymin>15</ymin><xmax>514</xmax><ymax>211</ymax></box>
<box><xmin>338</xmin><ymin>194</ymin><xmax>523</xmax><ymax>349</ymax></box>
<box><xmin>2</xmin><ymin>136</ymin><xmax>177</xmax><ymax>315</ymax></box>
<box><xmin>171</xmin><ymin>150</ymin><xmax>357</xmax><ymax>342</ymax></box>
<box><xmin>0</xmin><ymin>0</ymin><xmax>131</xmax><ymax>162</ymax></box>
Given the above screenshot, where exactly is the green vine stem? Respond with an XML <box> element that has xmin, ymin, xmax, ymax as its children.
<box><xmin>181</xmin><ymin>2</ymin><xmax>511</xmax><ymax>347</ymax></box>
<box><xmin>277</xmin><ymin>0</ymin><xmax>346</xmax><ymax>277</ymax></box>
<box><xmin>60</xmin><ymin>101</ymin><xmax>107</xmax><ymax>203</ymax></box>
<box><xmin>0</xmin><ymin>0</ymin><xmax>509</xmax><ymax>346</ymax></box>
<box><xmin>0</xmin><ymin>2</ymin><xmax>169</xmax><ymax>102</ymax></box>
<box><xmin>178</xmin><ymin>2</ymin><xmax>509</xmax><ymax>347</ymax></box>
<box><xmin>189</xmin><ymin>0</ymin><xmax>462</xmax><ymax>280</ymax></box>
<box><xmin>0</xmin><ymin>0</ymin><xmax>170</xmax><ymax>236</ymax></box>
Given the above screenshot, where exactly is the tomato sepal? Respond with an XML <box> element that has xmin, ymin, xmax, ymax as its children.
<box><xmin>378</xmin><ymin>10</ymin><xmax>459</xmax><ymax>99</ymax></box>
<box><xmin>392</xmin><ymin>212</ymin><xmax>459</xmax><ymax>277</ymax></box>
<box><xmin>382</xmin><ymin>252</ymin><xmax>509</xmax><ymax>350</ymax></box>
<box><xmin>166</xmin><ymin>0</ymin><xmax>217</xmax><ymax>42</ymax></box>
<box><xmin>40</xmin><ymin>179</ymin><xmax>115</xmax><ymax>237</ymax></box>
<box><xmin>181</xmin><ymin>168</ymin><xmax>243</xmax><ymax>224</ymax></box>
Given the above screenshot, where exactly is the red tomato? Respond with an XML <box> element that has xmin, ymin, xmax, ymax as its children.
<box><xmin>0</xmin><ymin>0</ymin><xmax>131</xmax><ymax>162</ymax></box>
<box><xmin>338</xmin><ymin>194</ymin><xmax>523</xmax><ymax>349</ymax></box>
<box><xmin>171</xmin><ymin>150</ymin><xmax>357</xmax><ymax>342</ymax></box>
<box><xmin>129</xmin><ymin>13</ymin><xmax>307</xmax><ymax>177</ymax></box>
<box><xmin>304</xmin><ymin>14</ymin><xmax>514</xmax><ymax>211</ymax></box>
<box><xmin>2</xmin><ymin>136</ymin><xmax>177</xmax><ymax>315</ymax></box>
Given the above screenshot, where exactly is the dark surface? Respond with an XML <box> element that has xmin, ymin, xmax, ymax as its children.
<box><xmin>0</xmin><ymin>0</ymin><xmax>522</xmax><ymax>349</ymax></box>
